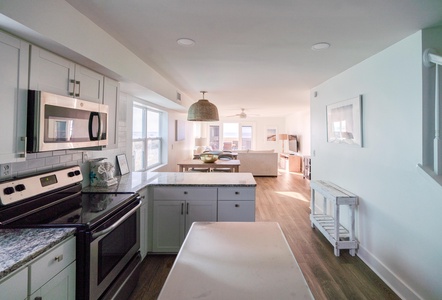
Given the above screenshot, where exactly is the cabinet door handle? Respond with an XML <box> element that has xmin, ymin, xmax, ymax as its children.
<box><xmin>75</xmin><ymin>80</ymin><xmax>81</xmax><ymax>97</ymax></box>
<box><xmin>54</xmin><ymin>254</ymin><xmax>64</xmax><ymax>262</ymax></box>
<box><xmin>69</xmin><ymin>79</ymin><xmax>75</xmax><ymax>96</ymax></box>
<box><xmin>181</xmin><ymin>202</ymin><xmax>184</xmax><ymax>215</ymax></box>
<box><xmin>235</xmin><ymin>191</ymin><xmax>240</xmax><ymax>195</ymax></box>
<box><xmin>186</xmin><ymin>202</ymin><xmax>189</xmax><ymax>214</ymax></box>
<box><xmin>235</xmin><ymin>204</ymin><xmax>240</xmax><ymax>207</ymax></box>
<box><xmin>184</xmin><ymin>191</ymin><xmax>188</xmax><ymax>195</ymax></box>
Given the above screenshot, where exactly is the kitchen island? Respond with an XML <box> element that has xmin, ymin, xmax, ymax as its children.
<box><xmin>158</xmin><ymin>222</ymin><xmax>314</xmax><ymax>300</ymax></box>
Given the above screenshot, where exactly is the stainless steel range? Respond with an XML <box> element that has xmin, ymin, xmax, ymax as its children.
<box><xmin>0</xmin><ymin>166</ymin><xmax>142</xmax><ymax>300</ymax></box>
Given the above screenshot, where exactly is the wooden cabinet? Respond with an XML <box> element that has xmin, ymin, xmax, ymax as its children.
<box><xmin>0</xmin><ymin>236</ymin><xmax>76</xmax><ymax>300</ymax></box>
<box><xmin>217</xmin><ymin>187</ymin><xmax>255</xmax><ymax>222</ymax></box>
<box><xmin>103</xmin><ymin>77</ymin><xmax>120</xmax><ymax>149</ymax></box>
<box><xmin>0</xmin><ymin>30</ymin><xmax>29</xmax><ymax>163</ymax></box>
<box><xmin>280</xmin><ymin>153</ymin><xmax>302</xmax><ymax>173</ymax></box>
<box><xmin>0</xmin><ymin>267</ymin><xmax>27</xmax><ymax>300</ymax></box>
<box><xmin>138</xmin><ymin>187</ymin><xmax>149</xmax><ymax>259</ymax></box>
<box><xmin>152</xmin><ymin>187</ymin><xmax>217</xmax><ymax>252</ymax></box>
<box><xmin>29</xmin><ymin>46</ymin><xmax>104</xmax><ymax>103</ymax></box>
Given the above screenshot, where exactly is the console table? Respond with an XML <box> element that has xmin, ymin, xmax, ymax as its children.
<box><xmin>310</xmin><ymin>180</ymin><xmax>358</xmax><ymax>256</ymax></box>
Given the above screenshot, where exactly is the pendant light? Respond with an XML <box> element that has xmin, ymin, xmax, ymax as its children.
<box><xmin>187</xmin><ymin>91</ymin><xmax>219</xmax><ymax>121</ymax></box>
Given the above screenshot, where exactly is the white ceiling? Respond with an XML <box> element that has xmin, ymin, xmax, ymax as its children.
<box><xmin>65</xmin><ymin>0</ymin><xmax>442</xmax><ymax>118</ymax></box>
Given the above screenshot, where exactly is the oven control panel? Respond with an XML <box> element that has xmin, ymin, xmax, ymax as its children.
<box><xmin>0</xmin><ymin>166</ymin><xmax>83</xmax><ymax>206</ymax></box>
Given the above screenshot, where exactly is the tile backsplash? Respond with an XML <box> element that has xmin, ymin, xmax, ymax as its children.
<box><xmin>0</xmin><ymin>148</ymin><xmax>124</xmax><ymax>187</ymax></box>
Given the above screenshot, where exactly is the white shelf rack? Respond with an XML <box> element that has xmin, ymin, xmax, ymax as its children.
<box><xmin>310</xmin><ymin>180</ymin><xmax>358</xmax><ymax>256</ymax></box>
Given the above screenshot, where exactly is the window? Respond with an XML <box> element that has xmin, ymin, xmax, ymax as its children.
<box><xmin>209</xmin><ymin>125</ymin><xmax>220</xmax><ymax>150</ymax></box>
<box><xmin>223</xmin><ymin>123</ymin><xmax>239</xmax><ymax>150</ymax></box>
<box><xmin>205</xmin><ymin>123</ymin><xmax>254</xmax><ymax>151</ymax></box>
<box><xmin>241</xmin><ymin>125</ymin><xmax>253</xmax><ymax>150</ymax></box>
<box><xmin>132</xmin><ymin>104</ymin><xmax>162</xmax><ymax>171</ymax></box>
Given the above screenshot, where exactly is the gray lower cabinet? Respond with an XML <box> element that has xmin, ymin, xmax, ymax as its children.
<box><xmin>217</xmin><ymin>187</ymin><xmax>256</xmax><ymax>222</ymax></box>
<box><xmin>30</xmin><ymin>262</ymin><xmax>76</xmax><ymax>300</ymax></box>
<box><xmin>29</xmin><ymin>236</ymin><xmax>76</xmax><ymax>300</ymax></box>
<box><xmin>151</xmin><ymin>186</ymin><xmax>256</xmax><ymax>253</ymax></box>
<box><xmin>152</xmin><ymin>187</ymin><xmax>217</xmax><ymax>253</ymax></box>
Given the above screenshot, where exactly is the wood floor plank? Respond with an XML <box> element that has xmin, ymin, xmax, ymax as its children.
<box><xmin>128</xmin><ymin>171</ymin><xmax>400</xmax><ymax>300</ymax></box>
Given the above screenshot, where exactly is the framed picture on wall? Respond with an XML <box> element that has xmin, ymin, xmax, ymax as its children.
<box><xmin>175</xmin><ymin>120</ymin><xmax>186</xmax><ymax>141</ymax></box>
<box><xmin>326</xmin><ymin>95</ymin><xmax>363</xmax><ymax>147</ymax></box>
<box><xmin>266</xmin><ymin>127</ymin><xmax>277</xmax><ymax>141</ymax></box>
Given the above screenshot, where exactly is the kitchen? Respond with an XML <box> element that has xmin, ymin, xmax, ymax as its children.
<box><xmin>2</xmin><ymin>1</ymin><xmax>442</xmax><ymax>300</ymax></box>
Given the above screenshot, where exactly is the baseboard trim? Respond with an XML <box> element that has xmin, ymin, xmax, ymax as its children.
<box><xmin>357</xmin><ymin>245</ymin><xmax>421</xmax><ymax>300</ymax></box>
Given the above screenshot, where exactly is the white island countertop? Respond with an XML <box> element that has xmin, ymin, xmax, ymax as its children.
<box><xmin>158</xmin><ymin>222</ymin><xmax>314</xmax><ymax>300</ymax></box>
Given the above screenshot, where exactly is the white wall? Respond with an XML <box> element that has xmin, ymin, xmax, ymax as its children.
<box><xmin>311</xmin><ymin>30</ymin><xmax>442</xmax><ymax>299</ymax></box>
<box><xmin>285</xmin><ymin>107</ymin><xmax>311</xmax><ymax>155</ymax></box>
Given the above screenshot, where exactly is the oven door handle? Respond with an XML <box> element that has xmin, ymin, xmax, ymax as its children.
<box><xmin>92</xmin><ymin>201</ymin><xmax>141</xmax><ymax>239</ymax></box>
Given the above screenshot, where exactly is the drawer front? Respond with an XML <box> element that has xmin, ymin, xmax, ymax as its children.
<box><xmin>29</xmin><ymin>236</ymin><xmax>76</xmax><ymax>294</ymax></box>
<box><xmin>154</xmin><ymin>187</ymin><xmax>217</xmax><ymax>201</ymax></box>
<box><xmin>218</xmin><ymin>200</ymin><xmax>255</xmax><ymax>222</ymax></box>
<box><xmin>218</xmin><ymin>187</ymin><xmax>255</xmax><ymax>201</ymax></box>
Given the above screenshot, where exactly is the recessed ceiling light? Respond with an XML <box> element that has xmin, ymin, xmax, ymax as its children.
<box><xmin>311</xmin><ymin>42</ymin><xmax>331</xmax><ymax>51</ymax></box>
<box><xmin>177</xmin><ymin>38</ymin><xmax>195</xmax><ymax>47</ymax></box>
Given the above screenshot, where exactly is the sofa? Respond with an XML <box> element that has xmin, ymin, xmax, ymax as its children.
<box><xmin>237</xmin><ymin>150</ymin><xmax>278</xmax><ymax>176</ymax></box>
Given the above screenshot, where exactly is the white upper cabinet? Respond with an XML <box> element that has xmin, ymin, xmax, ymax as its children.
<box><xmin>103</xmin><ymin>77</ymin><xmax>120</xmax><ymax>149</ymax></box>
<box><xmin>29</xmin><ymin>46</ymin><xmax>104</xmax><ymax>103</ymax></box>
<box><xmin>0</xmin><ymin>30</ymin><xmax>29</xmax><ymax>163</ymax></box>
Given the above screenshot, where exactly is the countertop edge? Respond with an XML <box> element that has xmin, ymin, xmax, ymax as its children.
<box><xmin>0</xmin><ymin>228</ymin><xmax>76</xmax><ymax>280</ymax></box>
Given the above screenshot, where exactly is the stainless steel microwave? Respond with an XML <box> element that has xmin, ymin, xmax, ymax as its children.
<box><xmin>27</xmin><ymin>90</ymin><xmax>109</xmax><ymax>152</ymax></box>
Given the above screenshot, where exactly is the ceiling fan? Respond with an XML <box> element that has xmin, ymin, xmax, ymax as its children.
<box><xmin>227</xmin><ymin>108</ymin><xmax>258</xmax><ymax>119</ymax></box>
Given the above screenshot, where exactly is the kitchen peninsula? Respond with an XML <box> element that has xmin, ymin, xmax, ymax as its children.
<box><xmin>83</xmin><ymin>172</ymin><xmax>257</xmax><ymax>254</ymax></box>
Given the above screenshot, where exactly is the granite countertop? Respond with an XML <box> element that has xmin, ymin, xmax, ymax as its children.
<box><xmin>83</xmin><ymin>171</ymin><xmax>257</xmax><ymax>193</ymax></box>
<box><xmin>0</xmin><ymin>228</ymin><xmax>76</xmax><ymax>280</ymax></box>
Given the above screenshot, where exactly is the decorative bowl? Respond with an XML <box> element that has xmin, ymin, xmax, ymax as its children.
<box><xmin>200</xmin><ymin>153</ymin><xmax>219</xmax><ymax>163</ymax></box>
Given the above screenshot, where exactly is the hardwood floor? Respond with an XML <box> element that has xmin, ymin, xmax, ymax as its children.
<box><xmin>128</xmin><ymin>171</ymin><xmax>400</xmax><ymax>300</ymax></box>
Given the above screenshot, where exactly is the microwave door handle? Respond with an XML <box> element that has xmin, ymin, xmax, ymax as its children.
<box><xmin>97</xmin><ymin>112</ymin><xmax>102</xmax><ymax>140</ymax></box>
<box><xmin>88</xmin><ymin>112</ymin><xmax>100</xmax><ymax>141</ymax></box>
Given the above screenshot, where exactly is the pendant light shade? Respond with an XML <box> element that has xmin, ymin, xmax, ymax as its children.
<box><xmin>187</xmin><ymin>91</ymin><xmax>219</xmax><ymax>121</ymax></box>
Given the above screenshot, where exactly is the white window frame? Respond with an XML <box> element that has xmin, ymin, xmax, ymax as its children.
<box><xmin>202</xmin><ymin>122</ymin><xmax>256</xmax><ymax>151</ymax></box>
<box><xmin>132</xmin><ymin>102</ymin><xmax>164</xmax><ymax>171</ymax></box>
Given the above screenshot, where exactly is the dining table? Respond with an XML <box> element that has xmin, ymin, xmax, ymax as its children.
<box><xmin>177</xmin><ymin>159</ymin><xmax>240</xmax><ymax>172</ymax></box>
